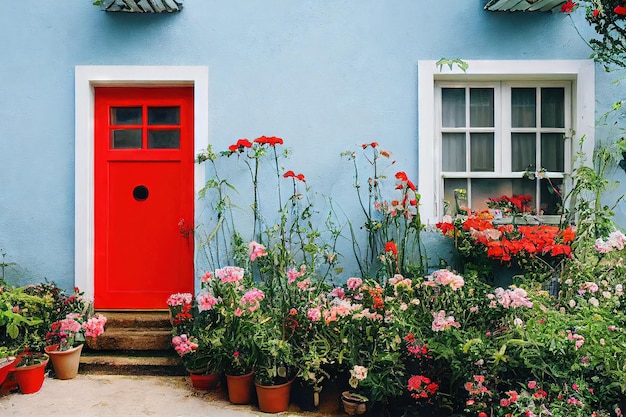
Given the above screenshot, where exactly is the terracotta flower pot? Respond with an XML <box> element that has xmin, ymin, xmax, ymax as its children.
<box><xmin>44</xmin><ymin>344</ymin><xmax>83</xmax><ymax>380</ymax></box>
<box><xmin>13</xmin><ymin>355</ymin><xmax>49</xmax><ymax>394</ymax></box>
<box><xmin>225</xmin><ymin>371</ymin><xmax>255</xmax><ymax>404</ymax></box>
<box><xmin>255</xmin><ymin>379</ymin><xmax>293</xmax><ymax>413</ymax></box>
<box><xmin>189</xmin><ymin>372</ymin><xmax>220</xmax><ymax>390</ymax></box>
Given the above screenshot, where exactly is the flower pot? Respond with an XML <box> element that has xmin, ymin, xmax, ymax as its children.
<box><xmin>13</xmin><ymin>355</ymin><xmax>49</xmax><ymax>394</ymax></box>
<box><xmin>225</xmin><ymin>371</ymin><xmax>255</xmax><ymax>404</ymax></box>
<box><xmin>254</xmin><ymin>379</ymin><xmax>293</xmax><ymax>413</ymax></box>
<box><xmin>189</xmin><ymin>372</ymin><xmax>220</xmax><ymax>390</ymax></box>
<box><xmin>44</xmin><ymin>344</ymin><xmax>83</xmax><ymax>380</ymax></box>
<box><xmin>0</xmin><ymin>357</ymin><xmax>20</xmax><ymax>386</ymax></box>
<box><xmin>341</xmin><ymin>391</ymin><xmax>368</xmax><ymax>416</ymax></box>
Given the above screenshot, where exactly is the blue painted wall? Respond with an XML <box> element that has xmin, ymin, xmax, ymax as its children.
<box><xmin>0</xmin><ymin>1</ymin><xmax>623</xmax><ymax>290</ymax></box>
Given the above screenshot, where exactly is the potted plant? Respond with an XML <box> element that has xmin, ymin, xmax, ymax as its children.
<box><xmin>12</xmin><ymin>347</ymin><xmax>49</xmax><ymax>394</ymax></box>
<box><xmin>44</xmin><ymin>289</ymin><xmax>107</xmax><ymax>380</ymax></box>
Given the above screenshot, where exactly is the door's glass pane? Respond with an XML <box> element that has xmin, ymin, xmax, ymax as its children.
<box><xmin>541</xmin><ymin>88</ymin><xmax>565</xmax><ymax>128</ymax></box>
<box><xmin>470</xmin><ymin>88</ymin><xmax>494</xmax><ymax>127</ymax></box>
<box><xmin>511</xmin><ymin>133</ymin><xmax>536</xmax><ymax>172</ymax></box>
<box><xmin>541</xmin><ymin>133</ymin><xmax>565</xmax><ymax>172</ymax></box>
<box><xmin>111</xmin><ymin>129</ymin><xmax>142</xmax><ymax>149</ymax></box>
<box><xmin>471</xmin><ymin>178</ymin><xmax>536</xmax><ymax>211</ymax></box>
<box><xmin>442</xmin><ymin>133</ymin><xmax>466</xmax><ymax>172</ymax></box>
<box><xmin>148</xmin><ymin>107</ymin><xmax>180</xmax><ymax>125</ymax></box>
<box><xmin>470</xmin><ymin>133</ymin><xmax>494</xmax><ymax>172</ymax></box>
<box><xmin>511</xmin><ymin>88</ymin><xmax>536</xmax><ymax>128</ymax></box>
<box><xmin>442</xmin><ymin>88</ymin><xmax>465</xmax><ymax>128</ymax></box>
<box><xmin>540</xmin><ymin>178</ymin><xmax>563</xmax><ymax>215</ymax></box>
<box><xmin>443</xmin><ymin>178</ymin><xmax>468</xmax><ymax>216</ymax></box>
<box><xmin>148</xmin><ymin>130</ymin><xmax>180</xmax><ymax>149</ymax></box>
<box><xmin>111</xmin><ymin>107</ymin><xmax>142</xmax><ymax>125</ymax></box>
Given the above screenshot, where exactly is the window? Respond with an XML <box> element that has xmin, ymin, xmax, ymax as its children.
<box><xmin>438</xmin><ymin>82</ymin><xmax>570</xmax><ymax>216</ymax></box>
<box><xmin>418</xmin><ymin>60</ymin><xmax>595</xmax><ymax>225</ymax></box>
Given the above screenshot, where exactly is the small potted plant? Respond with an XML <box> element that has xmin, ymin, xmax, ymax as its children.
<box><xmin>12</xmin><ymin>347</ymin><xmax>49</xmax><ymax>394</ymax></box>
<box><xmin>44</xmin><ymin>292</ymin><xmax>107</xmax><ymax>381</ymax></box>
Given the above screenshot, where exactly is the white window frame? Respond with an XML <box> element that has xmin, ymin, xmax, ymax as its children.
<box><xmin>74</xmin><ymin>66</ymin><xmax>209</xmax><ymax>300</ymax></box>
<box><xmin>418</xmin><ymin>60</ymin><xmax>595</xmax><ymax>225</ymax></box>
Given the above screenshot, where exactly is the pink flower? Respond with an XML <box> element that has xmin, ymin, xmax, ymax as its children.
<box><xmin>287</xmin><ymin>265</ymin><xmax>306</xmax><ymax>283</ymax></box>
<box><xmin>248</xmin><ymin>241</ymin><xmax>268</xmax><ymax>261</ymax></box>
<box><xmin>166</xmin><ymin>292</ymin><xmax>193</xmax><ymax>306</ymax></box>
<box><xmin>197</xmin><ymin>291</ymin><xmax>220</xmax><ymax>311</ymax></box>
<box><xmin>527</xmin><ymin>380</ymin><xmax>537</xmax><ymax>389</ymax></box>
<box><xmin>201</xmin><ymin>271</ymin><xmax>213</xmax><ymax>283</ymax></box>
<box><xmin>307</xmin><ymin>306</ymin><xmax>321</xmax><ymax>322</ymax></box>
<box><xmin>82</xmin><ymin>313</ymin><xmax>107</xmax><ymax>338</ymax></box>
<box><xmin>347</xmin><ymin>277</ymin><xmax>362</xmax><ymax>290</ymax></box>
<box><xmin>215</xmin><ymin>266</ymin><xmax>245</xmax><ymax>283</ymax></box>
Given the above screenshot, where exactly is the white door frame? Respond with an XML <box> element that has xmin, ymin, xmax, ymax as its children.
<box><xmin>75</xmin><ymin>66</ymin><xmax>209</xmax><ymax>301</ymax></box>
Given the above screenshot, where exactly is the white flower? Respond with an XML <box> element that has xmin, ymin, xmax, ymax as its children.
<box><xmin>569</xmin><ymin>299</ymin><xmax>576</xmax><ymax>308</ymax></box>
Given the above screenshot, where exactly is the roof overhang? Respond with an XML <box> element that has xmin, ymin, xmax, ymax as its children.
<box><xmin>484</xmin><ymin>0</ymin><xmax>567</xmax><ymax>12</ymax></box>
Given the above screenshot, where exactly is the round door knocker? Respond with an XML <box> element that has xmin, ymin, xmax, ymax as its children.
<box><xmin>133</xmin><ymin>185</ymin><xmax>149</xmax><ymax>201</ymax></box>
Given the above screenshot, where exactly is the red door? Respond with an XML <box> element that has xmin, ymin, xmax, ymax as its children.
<box><xmin>94</xmin><ymin>87</ymin><xmax>194</xmax><ymax>309</ymax></box>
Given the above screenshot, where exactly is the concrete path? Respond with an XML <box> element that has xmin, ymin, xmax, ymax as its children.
<box><xmin>0</xmin><ymin>374</ymin><xmax>340</xmax><ymax>417</ymax></box>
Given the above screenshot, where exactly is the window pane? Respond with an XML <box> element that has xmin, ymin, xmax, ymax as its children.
<box><xmin>442</xmin><ymin>133</ymin><xmax>466</xmax><ymax>172</ymax></box>
<box><xmin>148</xmin><ymin>130</ymin><xmax>180</xmax><ymax>149</ymax></box>
<box><xmin>470</xmin><ymin>88</ymin><xmax>494</xmax><ymax>127</ymax></box>
<box><xmin>511</xmin><ymin>133</ymin><xmax>536</xmax><ymax>172</ymax></box>
<box><xmin>442</xmin><ymin>88</ymin><xmax>465</xmax><ymax>128</ymax></box>
<box><xmin>511</xmin><ymin>88</ymin><xmax>536</xmax><ymax>128</ymax></box>
<box><xmin>111</xmin><ymin>107</ymin><xmax>142</xmax><ymax>125</ymax></box>
<box><xmin>148</xmin><ymin>106</ymin><xmax>180</xmax><ymax>125</ymax></box>
<box><xmin>541</xmin><ymin>133</ymin><xmax>565</xmax><ymax>172</ymax></box>
<box><xmin>470</xmin><ymin>133</ymin><xmax>494</xmax><ymax>172</ymax></box>
<box><xmin>111</xmin><ymin>129</ymin><xmax>142</xmax><ymax>149</ymax></box>
<box><xmin>471</xmin><ymin>178</ymin><xmax>536</xmax><ymax>211</ymax></box>
<box><xmin>541</xmin><ymin>88</ymin><xmax>564</xmax><ymax>128</ymax></box>
<box><xmin>443</xmin><ymin>179</ymin><xmax>468</xmax><ymax>215</ymax></box>
<box><xmin>540</xmin><ymin>178</ymin><xmax>563</xmax><ymax>215</ymax></box>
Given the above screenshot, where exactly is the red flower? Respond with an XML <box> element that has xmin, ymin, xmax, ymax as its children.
<box><xmin>395</xmin><ymin>171</ymin><xmax>408</xmax><ymax>181</ymax></box>
<box><xmin>228</xmin><ymin>139</ymin><xmax>253</xmax><ymax>152</ymax></box>
<box><xmin>254</xmin><ymin>136</ymin><xmax>284</xmax><ymax>146</ymax></box>
<box><xmin>385</xmin><ymin>241</ymin><xmax>398</xmax><ymax>257</ymax></box>
<box><xmin>283</xmin><ymin>170</ymin><xmax>306</xmax><ymax>182</ymax></box>
<box><xmin>615</xmin><ymin>5</ymin><xmax>626</xmax><ymax>14</ymax></box>
<box><xmin>361</xmin><ymin>142</ymin><xmax>378</xmax><ymax>149</ymax></box>
<box><xmin>561</xmin><ymin>0</ymin><xmax>577</xmax><ymax>13</ymax></box>
<box><xmin>593</xmin><ymin>8</ymin><xmax>600</xmax><ymax>17</ymax></box>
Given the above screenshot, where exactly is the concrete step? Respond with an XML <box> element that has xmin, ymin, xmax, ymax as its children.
<box><xmin>81</xmin><ymin>310</ymin><xmax>180</xmax><ymax>376</ymax></box>
<box><xmin>79</xmin><ymin>350</ymin><xmax>185</xmax><ymax>376</ymax></box>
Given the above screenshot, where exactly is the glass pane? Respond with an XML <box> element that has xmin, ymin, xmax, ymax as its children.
<box><xmin>511</xmin><ymin>133</ymin><xmax>536</xmax><ymax>172</ymax></box>
<box><xmin>442</xmin><ymin>133</ymin><xmax>466</xmax><ymax>172</ymax></box>
<box><xmin>111</xmin><ymin>129</ymin><xmax>142</xmax><ymax>149</ymax></box>
<box><xmin>442</xmin><ymin>88</ymin><xmax>465</xmax><ymax>128</ymax></box>
<box><xmin>470</xmin><ymin>133</ymin><xmax>494</xmax><ymax>172</ymax></box>
<box><xmin>470</xmin><ymin>88</ymin><xmax>494</xmax><ymax>127</ymax></box>
<box><xmin>111</xmin><ymin>107</ymin><xmax>142</xmax><ymax>125</ymax></box>
<box><xmin>148</xmin><ymin>107</ymin><xmax>180</xmax><ymax>125</ymax></box>
<box><xmin>443</xmin><ymin>179</ymin><xmax>468</xmax><ymax>216</ymax></box>
<box><xmin>471</xmin><ymin>178</ymin><xmax>536</xmax><ymax>211</ymax></box>
<box><xmin>541</xmin><ymin>88</ymin><xmax>565</xmax><ymax>128</ymax></box>
<box><xmin>541</xmin><ymin>133</ymin><xmax>565</xmax><ymax>172</ymax></box>
<box><xmin>511</xmin><ymin>88</ymin><xmax>536</xmax><ymax>128</ymax></box>
<box><xmin>148</xmin><ymin>130</ymin><xmax>180</xmax><ymax>149</ymax></box>
<box><xmin>540</xmin><ymin>178</ymin><xmax>563</xmax><ymax>215</ymax></box>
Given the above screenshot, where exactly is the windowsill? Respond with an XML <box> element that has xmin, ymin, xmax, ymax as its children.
<box><xmin>492</xmin><ymin>214</ymin><xmax>565</xmax><ymax>225</ymax></box>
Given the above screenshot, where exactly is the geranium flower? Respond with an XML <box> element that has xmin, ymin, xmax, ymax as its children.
<box><xmin>228</xmin><ymin>138</ymin><xmax>253</xmax><ymax>153</ymax></box>
<box><xmin>561</xmin><ymin>1</ymin><xmax>577</xmax><ymax>13</ymax></box>
<box><xmin>253</xmin><ymin>135</ymin><xmax>284</xmax><ymax>146</ymax></box>
<box><xmin>248</xmin><ymin>241</ymin><xmax>268</xmax><ymax>261</ymax></box>
<box><xmin>615</xmin><ymin>5</ymin><xmax>626</xmax><ymax>14</ymax></box>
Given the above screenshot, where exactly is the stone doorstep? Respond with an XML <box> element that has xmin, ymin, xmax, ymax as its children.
<box><xmin>99</xmin><ymin>311</ymin><xmax>171</xmax><ymax>329</ymax></box>
<box><xmin>79</xmin><ymin>351</ymin><xmax>185</xmax><ymax>376</ymax></box>
<box><xmin>90</xmin><ymin>328</ymin><xmax>172</xmax><ymax>351</ymax></box>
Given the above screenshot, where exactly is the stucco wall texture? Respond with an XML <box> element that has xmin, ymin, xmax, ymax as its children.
<box><xmin>0</xmin><ymin>1</ymin><xmax>623</xmax><ymax>290</ymax></box>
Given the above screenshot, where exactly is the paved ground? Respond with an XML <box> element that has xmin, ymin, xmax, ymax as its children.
<box><xmin>0</xmin><ymin>374</ymin><xmax>344</xmax><ymax>417</ymax></box>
